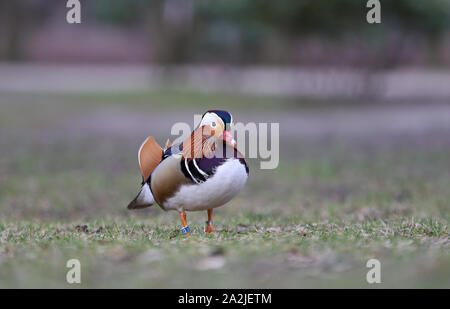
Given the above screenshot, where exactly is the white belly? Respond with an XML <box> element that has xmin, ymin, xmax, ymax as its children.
<box><xmin>164</xmin><ymin>158</ymin><xmax>248</xmax><ymax>211</ymax></box>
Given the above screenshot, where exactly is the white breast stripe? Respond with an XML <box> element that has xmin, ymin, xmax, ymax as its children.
<box><xmin>184</xmin><ymin>159</ymin><xmax>200</xmax><ymax>184</ymax></box>
<box><xmin>193</xmin><ymin>159</ymin><xmax>209</xmax><ymax>178</ymax></box>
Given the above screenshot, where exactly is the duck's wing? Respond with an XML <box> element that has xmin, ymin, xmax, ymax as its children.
<box><xmin>150</xmin><ymin>143</ymin><xmax>248</xmax><ymax>206</ymax></box>
<box><xmin>150</xmin><ymin>154</ymin><xmax>191</xmax><ymax>206</ymax></box>
<box><xmin>150</xmin><ymin>152</ymin><xmax>223</xmax><ymax>206</ymax></box>
<box><xmin>138</xmin><ymin>136</ymin><xmax>163</xmax><ymax>182</ymax></box>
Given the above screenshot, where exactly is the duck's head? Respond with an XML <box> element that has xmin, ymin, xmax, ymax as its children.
<box><xmin>199</xmin><ymin>110</ymin><xmax>236</xmax><ymax>146</ymax></box>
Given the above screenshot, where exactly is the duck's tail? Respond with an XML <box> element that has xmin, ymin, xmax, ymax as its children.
<box><xmin>127</xmin><ymin>183</ymin><xmax>155</xmax><ymax>209</ymax></box>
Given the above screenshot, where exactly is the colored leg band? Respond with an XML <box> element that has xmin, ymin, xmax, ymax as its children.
<box><xmin>181</xmin><ymin>226</ymin><xmax>191</xmax><ymax>234</ymax></box>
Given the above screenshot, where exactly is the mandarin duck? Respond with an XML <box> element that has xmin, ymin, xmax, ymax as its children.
<box><xmin>127</xmin><ymin>110</ymin><xmax>249</xmax><ymax>234</ymax></box>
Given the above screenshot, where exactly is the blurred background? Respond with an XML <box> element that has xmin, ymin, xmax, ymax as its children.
<box><xmin>1</xmin><ymin>0</ymin><xmax>450</xmax><ymax>97</ymax></box>
<box><xmin>0</xmin><ymin>0</ymin><xmax>449</xmax><ymax>288</ymax></box>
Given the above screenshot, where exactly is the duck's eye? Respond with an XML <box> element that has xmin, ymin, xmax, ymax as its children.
<box><xmin>211</xmin><ymin>121</ymin><xmax>216</xmax><ymax>127</ymax></box>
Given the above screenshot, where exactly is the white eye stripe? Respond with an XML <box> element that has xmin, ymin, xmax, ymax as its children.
<box><xmin>200</xmin><ymin>112</ymin><xmax>216</xmax><ymax>127</ymax></box>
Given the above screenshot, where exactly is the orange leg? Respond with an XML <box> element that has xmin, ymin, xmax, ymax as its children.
<box><xmin>204</xmin><ymin>209</ymin><xmax>214</xmax><ymax>233</ymax></box>
<box><xmin>180</xmin><ymin>211</ymin><xmax>190</xmax><ymax>234</ymax></box>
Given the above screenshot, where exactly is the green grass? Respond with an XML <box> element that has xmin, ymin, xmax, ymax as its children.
<box><xmin>0</xmin><ymin>217</ymin><xmax>448</xmax><ymax>288</ymax></box>
<box><xmin>0</xmin><ymin>91</ymin><xmax>449</xmax><ymax>288</ymax></box>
